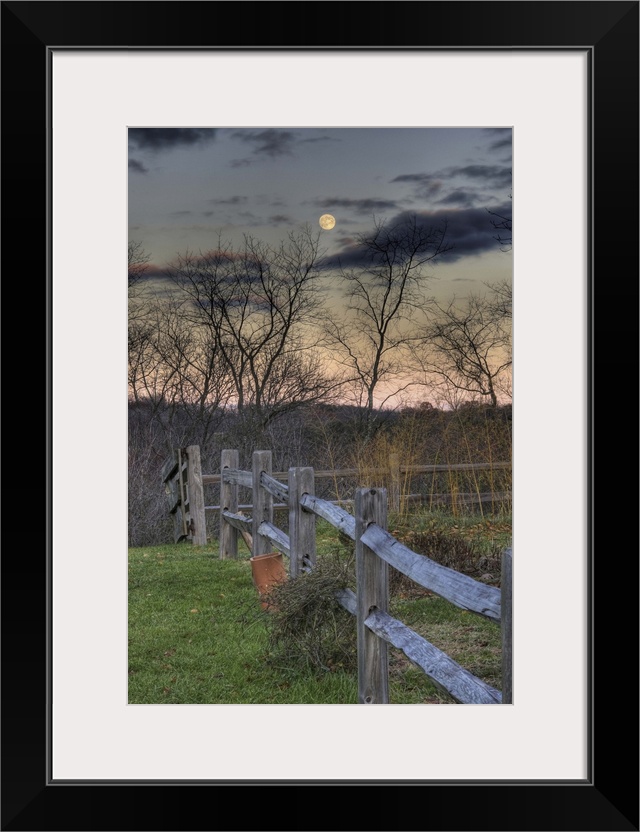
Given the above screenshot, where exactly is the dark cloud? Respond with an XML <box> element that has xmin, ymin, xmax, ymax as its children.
<box><xmin>429</xmin><ymin>205</ymin><xmax>512</xmax><ymax>260</ymax></box>
<box><xmin>268</xmin><ymin>214</ymin><xmax>293</xmax><ymax>224</ymax></box>
<box><xmin>311</xmin><ymin>197</ymin><xmax>398</xmax><ymax>214</ymax></box>
<box><xmin>299</xmin><ymin>135</ymin><xmax>340</xmax><ymax>144</ymax></box>
<box><xmin>209</xmin><ymin>196</ymin><xmax>248</xmax><ymax>206</ymax></box>
<box><xmin>392</xmin><ymin>165</ymin><xmax>511</xmax><ymax>211</ymax></box>
<box><xmin>135</xmin><ymin>264</ymin><xmax>172</xmax><ymax>283</ymax></box>
<box><xmin>320</xmin><ymin>205</ymin><xmax>512</xmax><ymax>268</ymax></box>
<box><xmin>128</xmin><ymin>128</ymin><xmax>218</xmax><ymax>151</ymax></box>
<box><xmin>422</xmin><ymin>181</ymin><xmax>444</xmax><ymax>199</ymax></box>
<box><xmin>391</xmin><ymin>174</ymin><xmax>456</xmax><ymax>206</ymax></box>
<box><xmin>480</xmin><ymin>128</ymin><xmax>512</xmax><ymax>154</ymax></box>
<box><xmin>128</xmin><ymin>158</ymin><xmax>148</xmax><ymax>173</ymax></box>
<box><xmin>393</xmin><ymin>164</ymin><xmax>511</xmax><ymax>189</ymax></box>
<box><xmin>392</xmin><ymin>173</ymin><xmax>436</xmax><ymax>185</ymax></box>
<box><xmin>230</xmin><ymin>129</ymin><xmax>297</xmax><ymax>162</ymax></box>
<box><xmin>435</xmin><ymin>189</ymin><xmax>482</xmax><ymax>208</ymax></box>
<box><xmin>488</xmin><ymin>137</ymin><xmax>513</xmax><ymax>152</ymax></box>
<box><xmin>447</xmin><ymin>165</ymin><xmax>512</xmax><ymax>188</ymax></box>
<box><xmin>335</xmin><ymin>235</ymin><xmax>357</xmax><ymax>248</ymax></box>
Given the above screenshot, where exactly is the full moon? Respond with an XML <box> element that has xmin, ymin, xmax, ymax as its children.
<box><xmin>319</xmin><ymin>213</ymin><xmax>336</xmax><ymax>230</ymax></box>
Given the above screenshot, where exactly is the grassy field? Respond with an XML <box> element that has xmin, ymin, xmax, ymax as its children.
<box><xmin>128</xmin><ymin>512</ymin><xmax>511</xmax><ymax>705</ymax></box>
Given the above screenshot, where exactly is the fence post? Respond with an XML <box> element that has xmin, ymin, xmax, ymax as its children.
<box><xmin>355</xmin><ymin>487</ymin><xmax>389</xmax><ymax>704</ymax></box>
<box><xmin>501</xmin><ymin>547</ymin><xmax>513</xmax><ymax>704</ymax></box>
<box><xmin>186</xmin><ymin>445</ymin><xmax>207</xmax><ymax>545</ymax></box>
<box><xmin>220</xmin><ymin>449</ymin><xmax>239</xmax><ymax>559</ymax></box>
<box><xmin>252</xmin><ymin>450</ymin><xmax>273</xmax><ymax>557</ymax></box>
<box><xmin>389</xmin><ymin>452</ymin><xmax>400</xmax><ymax>513</ymax></box>
<box><xmin>288</xmin><ymin>467</ymin><xmax>316</xmax><ymax>577</ymax></box>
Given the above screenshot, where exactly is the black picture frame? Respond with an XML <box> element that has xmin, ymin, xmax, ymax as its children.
<box><xmin>3</xmin><ymin>2</ymin><xmax>638</xmax><ymax>830</ymax></box>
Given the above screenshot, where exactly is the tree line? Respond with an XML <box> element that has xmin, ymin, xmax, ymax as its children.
<box><xmin>128</xmin><ymin>214</ymin><xmax>512</xmax><ymax>545</ymax></box>
<box><xmin>129</xmin><ymin>215</ymin><xmax>511</xmax><ymax>445</ymax></box>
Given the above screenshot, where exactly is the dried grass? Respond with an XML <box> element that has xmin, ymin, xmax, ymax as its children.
<box><xmin>262</xmin><ymin>549</ymin><xmax>358</xmax><ymax>675</ymax></box>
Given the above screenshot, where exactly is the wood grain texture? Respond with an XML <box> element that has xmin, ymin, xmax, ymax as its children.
<box><xmin>365</xmin><ymin>608</ymin><xmax>502</xmax><ymax>704</ymax></box>
<box><xmin>186</xmin><ymin>445</ymin><xmax>207</xmax><ymax>545</ymax></box>
<box><xmin>356</xmin><ymin>488</ymin><xmax>389</xmax><ymax>704</ymax></box>
<box><xmin>257</xmin><ymin>521</ymin><xmax>290</xmax><ymax>558</ymax></box>
<box><xmin>288</xmin><ymin>467</ymin><xmax>316</xmax><ymax>578</ymax></box>
<box><xmin>252</xmin><ymin>451</ymin><xmax>273</xmax><ymax>557</ymax></box>
<box><xmin>260</xmin><ymin>472</ymin><xmax>289</xmax><ymax>504</ymax></box>
<box><xmin>361</xmin><ymin>524</ymin><xmax>501</xmax><ymax>623</ymax></box>
<box><xmin>220</xmin><ymin>449</ymin><xmax>239</xmax><ymax>559</ymax></box>
<box><xmin>161</xmin><ymin>452</ymin><xmax>179</xmax><ymax>484</ymax></box>
<box><xmin>299</xmin><ymin>494</ymin><xmax>356</xmax><ymax>540</ymax></box>
<box><xmin>218</xmin><ymin>468</ymin><xmax>253</xmax><ymax>488</ymax></box>
<box><xmin>501</xmin><ymin>547</ymin><xmax>513</xmax><ymax>704</ymax></box>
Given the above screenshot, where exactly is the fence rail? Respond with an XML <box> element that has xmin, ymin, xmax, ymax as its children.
<box><xmin>162</xmin><ymin>447</ymin><xmax>513</xmax><ymax>704</ymax></box>
<box><xmin>201</xmin><ymin>458</ymin><xmax>510</xmax><ymax>515</ymax></box>
<box><xmin>202</xmin><ymin>461</ymin><xmax>511</xmax><ymax>485</ymax></box>
<box><xmin>161</xmin><ymin>445</ymin><xmax>207</xmax><ymax>545</ymax></box>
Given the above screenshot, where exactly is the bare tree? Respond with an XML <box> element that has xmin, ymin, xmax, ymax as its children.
<box><xmin>483</xmin><ymin>277</ymin><xmax>512</xmax><ymax>321</ymax></box>
<box><xmin>128</xmin><ymin>240</ymin><xmax>151</xmax><ymax>288</ymax></box>
<box><xmin>128</xmin><ymin>291</ymin><xmax>235</xmax><ymax>448</ymax></box>
<box><xmin>414</xmin><ymin>283</ymin><xmax>512</xmax><ymax>408</ymax></box>
<box><xmin>323</xmin><ymin>213</ymin><xmax>452</xmax><ymax>436</ymax></box>
<box><xmin>128</xmin><ymin>240</ymin><xmax>154</xmax><ymax>380</ymax></box>
<box><xmin>487</xmin><ymin>192</ymin><xmax>512</xmax><ymax>253</ymax></box>
<box><xmin>166</xmin><ymin>226</ymin><xmax>340</xmax><ymax>440</ymax></box>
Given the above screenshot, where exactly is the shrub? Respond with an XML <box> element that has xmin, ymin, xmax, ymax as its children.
<box><xmin>262</xmin><ymin>548</ymin><xmax>357</xmax><ymax>676</ymax></box>
<box><xmin>401</xmin><ymin>527</ymin><xmax>503</xmax><ymax>585</ymax></box>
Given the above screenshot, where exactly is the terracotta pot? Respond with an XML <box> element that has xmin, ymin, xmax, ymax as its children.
<box><xmin>249</xmin><ymin>552</ymin><xmax>287</xmax><ymax>610</ymax></box>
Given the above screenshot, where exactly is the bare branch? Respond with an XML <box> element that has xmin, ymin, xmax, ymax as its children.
<box><xmin>412</xmin><ymin>286</ymin><xmax>512</xmax><ymax>408</ymax></box>
<box><xmin>324</xmin><ymin>213</ymin><xmax>452</xmax><ymax>436</ymax></box>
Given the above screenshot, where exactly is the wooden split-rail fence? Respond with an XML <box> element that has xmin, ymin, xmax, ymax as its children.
<box><xmin>162</xmin><ymin>447</ymin><xmax>512</xmax><ymax>705</ymax></box>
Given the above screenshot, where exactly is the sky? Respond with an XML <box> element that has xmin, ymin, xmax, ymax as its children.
<box><xmin>128</xmin><ymin>126</ymin><xmax>512</xmax><ymax>302</ymax></box>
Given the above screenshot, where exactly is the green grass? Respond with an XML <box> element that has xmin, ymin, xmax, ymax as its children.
<box><xmin>128</xmin><ymin>534</ymin><xmax>359</xmax><ymax>704</ymax></box>
<box><xmin>129</xmin><ymin>512</ymin><xmax>510</xmax><ymax>704</ymax></box>
<box><xmin>388</xmin><ymin>596</ymin><xmax>503</xmax><ymax>701</ymax></box>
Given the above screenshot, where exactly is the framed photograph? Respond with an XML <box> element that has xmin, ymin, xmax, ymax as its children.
<box><xmin>4</xmin><ymin>1</ymin><xmax>637</xmax><ymax>830</ymax></box>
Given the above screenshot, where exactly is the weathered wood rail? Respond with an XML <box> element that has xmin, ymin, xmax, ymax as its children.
<box><xmin>163</xmin><ymin>447</ymin><xmax>512</xmax><ymax>705</ymax></box>
<box><xmin>201</xmin><ymin>458</ymin><xmax>511</xmax><ymax>513</ymax></box>
<box><xmin>161</xmin><ymin>446</ymin><xmax>207</xmax><ymax>545</ymax></box>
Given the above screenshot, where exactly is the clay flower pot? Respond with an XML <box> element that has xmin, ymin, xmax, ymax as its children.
<box><xmin>249</xmin><ymin>552</ymin><xmax>287</xmax><ymax>610</ymax></box>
